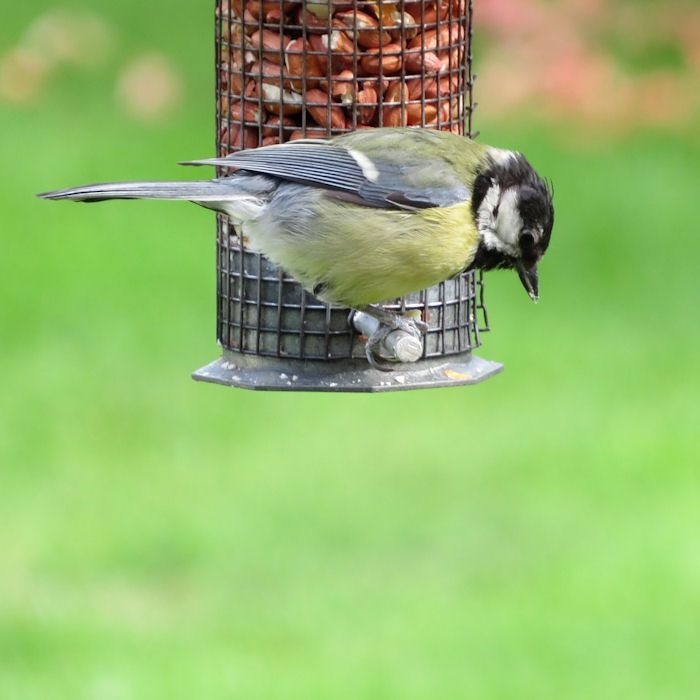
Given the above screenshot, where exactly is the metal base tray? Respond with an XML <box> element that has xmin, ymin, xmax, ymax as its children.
<box><xmin>193</xmin><ymin>350</ymin><xmax>503</xmax><ymax>393</ymax></box>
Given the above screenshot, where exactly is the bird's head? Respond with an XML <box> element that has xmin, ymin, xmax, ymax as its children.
<box><xmin>471</xmin><ymin>150</ymin><xmax>554</xmax><ymax>302</ymax></box>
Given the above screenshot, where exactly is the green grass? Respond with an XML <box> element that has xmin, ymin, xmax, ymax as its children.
<box><xmin>2</xmin><ymin>2</ymin><xmax>700</xmax><ymax>698</ymax></box>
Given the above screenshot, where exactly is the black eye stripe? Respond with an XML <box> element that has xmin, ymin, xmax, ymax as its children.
<box><xmin>493</xmin><ymin>204</ymin><xmax>500</xmax><ymax>218</ymax></box>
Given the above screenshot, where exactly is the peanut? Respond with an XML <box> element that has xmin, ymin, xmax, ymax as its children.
<box><xmin>406</xmin><ymin>77</ymin><xmax>424</xmax><ymax>100</ymax></box>
<box><xmin>220</xmin><ymin>65</ymin><xmax>245</xmax><ymax>96</ymax></box>
<box><xmin>364</xmin><ymin>77</ymin><xmax>390</xmax><ymax>96</ymax></box>
<box><xmin>219</xmin><ymin>79</ymin><xmax>255</xmax><ymax>110</ymax></box>
<box><xmin>426</xmin><ymin>0</ymin><xmax>451</xmax><ymax>24</ymax></box>
<box><xmin>382</xmin><ymin>82</ymin><xmax>408</xmax><ymax>126</ymax></box>
<box><xmin>250</xmin><ymin>29</ymin><xmax>291</xmax><ymax>65</ymax></box>
<box><xmin>228</xmin><ymin>98</ymin><xmax>264</xmax><ymax>124</ymax></box>
<box><xmin>360</xmin><ymin>44</ymin><xmax>403</xmax><ymax>75</ymax></box>
<box><xmin>265</xmin><ymin>8</ymin><xmax>283</xmax><ymax>23</ymax></box>
<box><xmin>294</xmin><ymin>7</ymin><xmax>331</xmax><ymax>32</ymax></box>
<box><xmin>230</xmin><ymin>0</ymin><xmax>244</xmax><ymax>17</ymax></box>
<box><xmin>334</xmin><ymin>10</ymin><xmax>392</xmax><ymax>49</ymax></box>
<box><xmin>425</xmin><ymin>102</ymin><xmax>453</xmax><ymax>127</ymax></box>
<box><xmin>285</xmin><ymin>38</ymin><xmax>323</xmax><ymax>91</ymax></box>
<box><xmin>408</xmin><ymin>24</ymin><xmax>463</xmax><ymax>51</ymax></box>
<box><xmin>305</xmin><ymin>88</ymin><xmax>347</xmax><ymax>130</ymax></box>
<box><xmin>425</xmin><ymin>73</ymin><xmax>459</xmax><ymax>99</ymax></box>
<box><xmin>388</xmin><ymin>10</ymin><xmax>419</xmax><ymax>42</ymax></box>
<box><xmin>439</xmin><ymin>46</ymin><xmax>462</xmax><ymax>72</ymax></box>
<box><xmin>405</xmin><ymin>50</ymin><xmax>442</xmax><ymax>74</ymax></box>
<box><xmin>384</xmin><ymin>81</ymin><xmax>406</xmax><ymax>105</ymax></box>
<box><xmin>382</xmin><ymin>107</ymin><xmax>406</xmax><ymax>128</ymax></box>
<box><xmin>229</xmin><ymin>24</ymin><xmax>255</xmax><ymax>65</ymax></box>
<box><xmin>404</xmin><ymin>1</ymin><xmax>450</xmax><ymax>25</ymax></box>
<box><xmin>260</xmin><ymin>82</ymin><xmax>304</xmax><ymax>115</ymax></box>
<box><xmin>245</xmin><ymin>0</ymin><xmax>292</xmax><ymax>20</ymax></box>
<box><xmin>356</xmin><ymin>86</ymin><xmax>378</xmax><ymax>124</ymax></box>
<box><xmin>262</xmin><ymin>115</ymin><xmax>296</xmax><ymax>137</ymax></box>
<box><xmin>216</xmin><ymin>1</ymin><xmax>231</xmax><ymax>18</ymax></box>
<box><xmin>321</xmin><ymin>30</ymin><xmax>355</xmax><ymax>67</ymax></box>
<box><xmin>289</xmin><ymin>128</ymin><xmax>329</xmax><ymax>141</ymax></box>
<box><xmin>308</xmin><ymin>32</ymin><xmax>351</xmax><ymax>74</ymax></box>
<box><xmin>406</xmin><ymin>102</ymin><xmax>438</xmax><ymax>125</ymax></box>
<box><xmin>221</xmin><ymin>123</ymin><xmax>259</xmax><ymax>151</ymax></box>
<box><xmin>308</xmin><ymin>33</ymin><xmax>332</xmax><ymax>74</ymax></box>
<box><xmin>250</xmin><ymin>60</ymin><xmax>286</xmax><ymax>87</ymax></box>
<box><xmin>329</xmin><ymin>69</ymin><xmax>356</xmax><ymax>105</ymax></box>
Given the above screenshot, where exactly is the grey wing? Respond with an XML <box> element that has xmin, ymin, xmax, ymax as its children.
<box><xmin>181</xmin><ymin>140</ymin><xmax>470</xmax><ymax>211</ymax></box>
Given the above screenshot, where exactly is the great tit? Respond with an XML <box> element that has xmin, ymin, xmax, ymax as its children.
<box><xmin>39</xmin><ymin>128</ymin><xmax>554</xmax><ymax>366</ymax></box>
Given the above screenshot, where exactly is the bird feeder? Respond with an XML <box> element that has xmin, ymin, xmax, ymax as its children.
<box><xmin>193</xmin><ymin>0</ymin><xmax>503</xmax><ymax>392</ymax></box>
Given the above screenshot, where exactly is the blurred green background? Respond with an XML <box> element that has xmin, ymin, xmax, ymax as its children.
<box><xmin>1</xmin><ymin>1</ymin><xmax>699</xmax><ymax>698</ymax></box>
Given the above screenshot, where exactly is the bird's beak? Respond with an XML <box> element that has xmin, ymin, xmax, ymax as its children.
<box><xmin>515</xmin><ymin>261</ymin><xmax>539</xmax><ymax>302</ymax></box>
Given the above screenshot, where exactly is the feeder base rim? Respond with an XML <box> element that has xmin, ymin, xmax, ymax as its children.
<box><xmin>192</xmin><ymin>351</ymin><xmax>503</xmax><ymax>393</ymax></box>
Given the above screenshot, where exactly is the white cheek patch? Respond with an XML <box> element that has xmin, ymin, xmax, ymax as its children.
<box><xmin>477</xmin><ymin>183</ymin><xmax>505</xmax><ymax>253</ymax></box>
<box><xmin>477</xmin><ymin>183</ymin><xmax>520</xmax><ymax>256</ymax></box>
<box><xmin>495</xmin><ymin>188</ymin><xmax>522</xmax><ymax>247</ymax></box>
<box><xmin>477</xmin><ymin>181</ymin><xmax>500</xmax><ymax>234</ymax></box>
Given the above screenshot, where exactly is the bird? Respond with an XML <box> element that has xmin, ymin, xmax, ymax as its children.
<box><xmin>39</xmin><ymin>128</ymin><xmax>554</xmax><ymax>368</ymax></box>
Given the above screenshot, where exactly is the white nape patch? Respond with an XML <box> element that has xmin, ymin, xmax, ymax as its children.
<box><xmin>477</xmin><ymin>183</ymin><xmax>521</xmax><ymax>256</ymax></box>
<box><xmin>488</xmin><ymin>148</ymin><xmax>517</xmax><ymax>166</ymax></box>
<box><xmin>347</xmin><ymin>148</ymin><xmax>379</xmax><ymax>182</ymax></box>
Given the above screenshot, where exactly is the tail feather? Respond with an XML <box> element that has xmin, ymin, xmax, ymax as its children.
<box><xmin>37</xmin><ymin>180</ymin><xmax>242</xmax><ymax>203</ymax></box>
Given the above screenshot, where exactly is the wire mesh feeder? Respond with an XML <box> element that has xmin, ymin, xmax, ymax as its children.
<box><xmin>193</xmin><ymin>0</ymin><xmax>504</xmax><ymax>392</ymax></box>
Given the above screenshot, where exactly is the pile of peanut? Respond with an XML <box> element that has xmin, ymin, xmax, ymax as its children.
<box><xmin>217</xmin><ymin>0</ymin><xmax>468</xmax><ymax>149</ymax></box>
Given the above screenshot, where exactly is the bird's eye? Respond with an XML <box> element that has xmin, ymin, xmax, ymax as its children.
<box><xmin>493</xmin><ymin>204</ymin><xmax>500</xmax><ymax>218</ymax></box>
<box><xmin>520</xmin><ymin>231</ymin><xmax>535</xmax><ymax>250</ymax></box>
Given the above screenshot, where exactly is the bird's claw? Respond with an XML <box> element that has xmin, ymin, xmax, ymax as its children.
<box><xmin>365</xmin><ymin>314</ymin><xmax>428</xmax><ymax>371</ymax></box>
<box><xmin>365</xmin><ymin>324</ymin><xmax>397</xmax><ymax>371</ymax></box>
<box><xmin>390</xmin><ymin>315</ymin><xmax>429</xmax><ymax>337</ymax></box>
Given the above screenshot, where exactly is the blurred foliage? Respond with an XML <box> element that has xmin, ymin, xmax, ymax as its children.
<box><xmin>476</xmin><ymin>0</ymin><xmax>700</xmax><ymax>132</ymax></box>
<box><xmin>1</xmin><ymin>2</ymin><xmax>700</xmax><ymax>699</ymax></box>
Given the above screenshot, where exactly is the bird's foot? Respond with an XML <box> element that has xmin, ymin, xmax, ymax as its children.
<box><xmin>351</xmin><ymin>307</ymin><xmax>428</xmax><ymax>371</ymax></box>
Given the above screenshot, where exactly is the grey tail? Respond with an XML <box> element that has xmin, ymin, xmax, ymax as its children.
<box><xmin>37</xmin><ymin>180</ymin><xmax>240</xmax><ymax>203</ymax></box>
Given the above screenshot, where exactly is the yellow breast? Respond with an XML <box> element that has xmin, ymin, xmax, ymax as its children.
<box><xmin>272</xmin><ymin>200</ymin><xmax>479</xmax><ymax>307</ymax></box>
<box><xmin>308</xmin><ymin>202</ymin><xmax>478</xmax><ymax>307</ymax></box>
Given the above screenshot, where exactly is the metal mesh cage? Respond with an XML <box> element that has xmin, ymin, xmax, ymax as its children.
<box><xmin>218</xmin><ymin>242</ymin><xmax>490</xmax><ymax>360</ymax></box>
<box><xmin>216</xmin><ymin>0</ymin><xmax>476</xmax><ymax>140</ymax></box>
<box><xmin>195</xmin><ymin>0</ymin><xmax>502</xmax><ymax>390</ymax></box>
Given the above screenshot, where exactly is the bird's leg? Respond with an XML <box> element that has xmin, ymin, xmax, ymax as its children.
<box><xmin>351</xmin><ymin>305</ymin><xmax>429</xmax><ymax>370</ymax></box>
